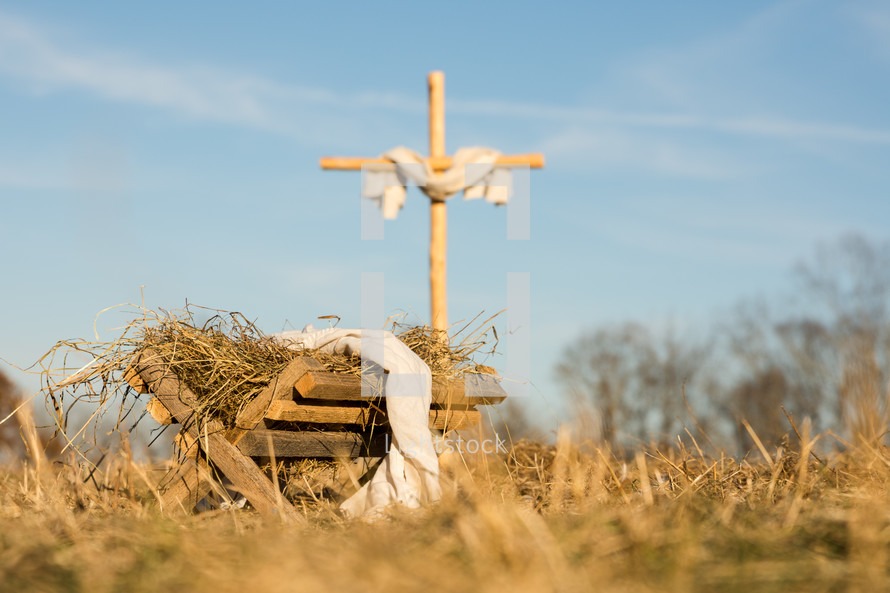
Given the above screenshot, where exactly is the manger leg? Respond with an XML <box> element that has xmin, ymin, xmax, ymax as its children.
<box><xmin>135</xmin><ymin>350</ymin><xmax>299</xmax><ymax>521</ymax></box>
<box><xmin>157</xmin><ymin>454</ymin><xmax>213</xmax><ymax>513</ymax></box>
<box><xmin>199</xmin><ymin>432</ymin><xmax>301</xmax><ymax>522</ymax></box>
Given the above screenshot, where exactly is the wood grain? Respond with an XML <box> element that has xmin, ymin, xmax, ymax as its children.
<box><xmin>145</xmin><ymin>397</ymin><xmax>173</xmax><ymax>424</ymax></box>
<box><xmin>236</xmin><ymin>430</ymin><xmax>389</xmax><ymax>458</ymax></box>
<box><xmin>123</xmin><ymin>365</ymin><xmax>148</xmax><ymax>394</ymax></box>
<box><xmin>265</xmin><ymin>400</ymin><xmax>481</xmax><ymax>430</ymax></box>
<box><xmin>156</xmin><ymin>454</ymin><xmax>212</xmax><ymax>513</ymax></box>
<box><xmin>319</xmin><ymin>153</ymin><xmax>545</xmax><ymax>171</ymax></box>
<box><xmin>295</xmin><ymin>370</ymin><xmax>507</xmax><ymax>405</ymax></box>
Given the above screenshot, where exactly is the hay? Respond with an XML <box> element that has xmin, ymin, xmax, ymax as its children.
<box><xmin>34</xmin><ymin>305</ymin><xmax>500</xmax><ymax>447</ymax></box>
<box><xmin>138</xmin><ymin>313</ymin><xmax>308</xmax><ymax>427</ymax></box>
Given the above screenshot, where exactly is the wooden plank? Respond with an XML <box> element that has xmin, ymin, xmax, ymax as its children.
<box><xmin>123</xmin><ymin>365</ymin><xmax>149</xmax><ymax>394</ymax></box>
<box><xmin>429</xmin><ymin>71</ymin><xmax>448</xmax><ymax>331</ymax></box>
<box><xmin>428</xmin><ymin>406</ymin><xmax>481</xmax><ymax>431</ymax></box>
<box><xmin>145</xmin><ymin>397</ymin><xmax>173</xmax><ymax>424</ymax></box>
<box><xmin>173</xmin><ymin>431</ymin><xmax>198</xmax><ymax>459</ymax></box>
<box><xmin>294</xmin><ymin>368</ymin><xmax>381</xmax><ymax>401</ymax></box>
<box><xmin>226</xmin><ymin>357</ymin><xmax>320</xmax><ymax>438</ymax></box>
<box><xmin>430</xmin><ymin>201</ymin><xmax>448</xmax><ymax>330</ymax></box>
<box><xmin>430</xmin><ymin>70</ymin><xmax>445</xmax><ymax>165</ymax></box>
<box><xmin>236</xmin><ymin>430</ymin><xmax>388</xmax><ymax>458</ymax></box>
<box><xmin>157</xmin><ymin>454</ymin><xmax>213</xmax><ymax>513</ymax></box>
<box><xmin>295</xmin><ymin>370</ymin><xmax>507</xmax><ymax>405</ymax></box>
<box><xmin>265</xmin><ymin>400</ymin><xmax>480</xmax><ymax>430</ymax></box>
<box><xmin>265</xmin><ymin>401</ymin><xmax>384</xmax><ymax>425</ymax></box>
<box><xmin>319</xmin><ymin>153</ymin><xmax>545</xmax><ymax>171</ymax></box>
<box><xmin>134</xmin><ymin>349</ymin><xmax>299</xmax><ymax>521</ymax></box>
<box><xmin>438</xmin><ymin>373</ymin><xmax>508</xmax><ymax>405</ymax></box>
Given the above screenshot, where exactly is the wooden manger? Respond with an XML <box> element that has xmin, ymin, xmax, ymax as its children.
<box><xmin>127</xmin><ymin>349</ymin><xmax>507</xmax><ymax>518</ymax></box>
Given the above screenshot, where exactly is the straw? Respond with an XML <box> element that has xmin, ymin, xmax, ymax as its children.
<box><xmin>33</xmin><ymin>305</ymin><xmax>500</xmax><ymax>448</ymax></box>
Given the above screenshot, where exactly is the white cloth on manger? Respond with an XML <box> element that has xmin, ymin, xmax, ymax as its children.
<box><xmin>271</xmin><ymin>325</ymin><xmax>441</xmax><ymax>518</ymax></box>
<box><xmin>361</xmin><ymin>146</ymin><xmax>514</xmax><ymax>220</ymax></box>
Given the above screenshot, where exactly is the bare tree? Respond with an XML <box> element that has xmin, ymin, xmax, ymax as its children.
<box><xmin>794</xmin><ymin>233</ymin><xmax>890</xmax><ymax>444</ymax></box>
<box><xmin>715</xmin><ymin>302</ymin><xmax>835</xmax><ymax>450</ymax></box>
<box><xmin>717</xmin><ymin>233</ymin><xmax>890</xmax><ymax>449</ymax></box>
<box><xmin>554</xmin><ymin>233</ymin><xmax>890</xmax><ymax>452</ymax></box>
<box><xmin>795</xmin><ymin>234</ymin><xmax>890</xmax><ymax>329</ymax></box>
<box><xmin>0</xmin><ymin>370</ymin><xmax>65</xmax><ymax>462</ymax></box>
<box><xmin>0</xmin><ymin>370</ymin><xmax>25</xmax><ymax>460</ymax></box>
<box><xmin>555</xmin><ymin>323</ymin><xmax>707</xmax><ymax>448</ymax></box>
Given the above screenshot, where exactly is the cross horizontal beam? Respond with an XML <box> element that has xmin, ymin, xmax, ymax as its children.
<box><xmin>319</xmin><ymin>153</ymin><xmax>545</xmax><ymax>171</ymax></box>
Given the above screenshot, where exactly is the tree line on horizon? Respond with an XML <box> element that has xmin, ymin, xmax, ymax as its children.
<box><xmin>555</xmin><ymin>233</ymin><xmax>890</xmax><ymax>453</ymax></box>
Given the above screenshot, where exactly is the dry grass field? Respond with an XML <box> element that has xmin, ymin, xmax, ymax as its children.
<box><xmin>4</xmin><ymin>289</ymin><xmax>889</xmax><ymax>593</ymax></box>
<box><xmin>3</xmin><ymin>409</ymin><xmax>890</xmax><ymax>593</ymax></box>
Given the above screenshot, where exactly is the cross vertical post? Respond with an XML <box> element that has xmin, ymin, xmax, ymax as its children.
<box><xmin>428</xmin><ymin>71</ymin><xmax>448</xmax><ymax>332</ymax></box>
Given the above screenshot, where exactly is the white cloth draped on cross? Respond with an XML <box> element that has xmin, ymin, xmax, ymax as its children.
<box><xmin>362</xmin><ymin>146</ymin><xmax>514</xmax><ymax>219</ymax></box>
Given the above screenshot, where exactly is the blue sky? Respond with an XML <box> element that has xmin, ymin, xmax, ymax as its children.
<box><xmin>1</xmin><ymin>0</ymin><xmax>889</xmax><ymax>430</ymax></box>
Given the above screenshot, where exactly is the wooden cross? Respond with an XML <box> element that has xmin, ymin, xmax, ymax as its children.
<box><xmin>320</xmin><ymin>71</ymin><xmax>544</xmax><ymax>333</ymax></box>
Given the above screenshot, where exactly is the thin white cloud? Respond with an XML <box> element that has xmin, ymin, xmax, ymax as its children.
<box><xmin>0</xmin><ymin>164</ymin><xmax>54</xmax><ymax>190</ymax></box>
<box><xmin>0</xmin><ymin>14</ymin><xmax>268</xmax><ymax>126</ymax></box>
<box><xmin>0</xmin><ymin>11</ymin><xmax>423</xmax><ymax>141</ymax></box>
<box><xmin>587</xmin><ymin>206</ymin><xmax>862</xmax><ymax>269</ymax></box>
<box><xmin>709</xmin><ymin>116</ymin><xmax>890</xmax><ymax>144</ymax></box>
<box><xmin>621</xmin><ymin>0</ymin><xmax>813</xmax><ymax>109</ymax></box>
<box><xmin>453</xmin><ymin>99</ymin><xmax>890</xmax><ymax>146</ymax></box>
<box><xmin>0</xmin><ymin>7</ymin><xmax>888</xmax><ymax>168</ymax></box>
<box><xmin>451</xmin><ymin>0</ymin><xmax>890</xmax><ymax>148</ymax></box>
<box><xmin>570</xmin><ymin>188</ymin><xmax>889</xmax><ymax>270</ymax></box>
<box><xmin>538</xmin><ymin>128</ymin><xmax>741</xmax><ymax>179</ymax></box>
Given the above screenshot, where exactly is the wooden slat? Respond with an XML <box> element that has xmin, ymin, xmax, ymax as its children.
<box><xmin>442</xmin><ymin>373</ymin><xmax>509</xmax><ymax>404</ymax></box>
<box><xmin>145</xmin><ymin>397</ymin><xmax>173</xmax><ymax>424</ymax></box>
<box><xmin>428</xmin><ymin>406</ymin><xmax>481</xmax><ymax>431</ymax></box>
<box><xmin>226</xmin><ymin>357</ymin><xmax>319</xmax><ymax>438</ymax></box>
<box><xmin>265</xmin><ymin>400</ymin><xmax>480</xmax><ymax>430</ymax></box>
<box><xmin>294</xmin><ymin>368</ymin><xmax>381</xmax><ymax>400</ymax></box>
<box><xmin>157</xmin><ymin>454</ymin><xmax>212</xmax><ymax>513</ymax></box>
<box><xmin>173</xmin><ymin>431</ymin><xmax>199</xmax><ymax>459</ymax></box>
<box><xmin>134</xmin><ymin>349</ymin><xmax>299</xmax><ymax>521</ymax></box>
<box><xmin>429</xmin><ymin>71</ymin><xmax>448</xmax><ymax>331</ymax></box>
<box><xmin>319</xmin><ymin>153</ymin><xmax>545</xmax><ymax>171</ymax></box>
<box><xmin>236</xmin><ymin>430</ymin><xmax>388</xmax><ymax>458</ymax></box>
<box><xmin>295</xmin><ymin>370</ymin><xmax>507</xmax><ymax>405</ymax></box>
<box><xmin>265</xmin><ymin>401</ymin><xmax>384</xmax><ymax>425</ymax></box>
<box><xmin>123</xmin><ymin>365</ymin><xmax>149</xmax><ymax>394</ymax></box>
